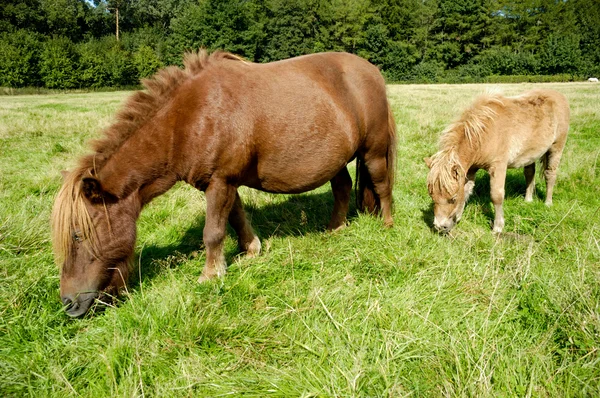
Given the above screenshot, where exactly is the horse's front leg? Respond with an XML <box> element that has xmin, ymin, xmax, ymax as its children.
<box><xmin>228</xmin><ymin>192</ymin><xmax>261</xmax><ymax>257</ymax></box>
<box><xmin>327</xmin><ymin>167</ymin><xmax>352</xmax><ymax>231</ymax></box>
<box><xmin>199</xmin><ymin>180</ymin><xmax>237</xmax><ymax>282</ymax></box>
<box><xmin>489</xmin><ymin>165</ymin><xmax>507</xmax><ymax>233</ymax></box>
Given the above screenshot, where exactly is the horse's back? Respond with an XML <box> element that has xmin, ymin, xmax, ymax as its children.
<box><xmin>501</xmin><ymin>89</ymin><xmax>570</xmax><ymax>168</ymax></box>
<box><xmin>179</xmin><ymin>52</ymin><xmax>391</xmax><ymax>193</ymax></box>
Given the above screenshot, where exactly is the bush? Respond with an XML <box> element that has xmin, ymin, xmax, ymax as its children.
<box><xmin>77</xmin><ymin>37</ymin><xmax>137</xmax><ymax>88</ymax></box>
<box><xmin>133</xmin><ymin>45</ymin><xmax>164</xmax><ymax>79</ymax></box>
<box><xmin>408</xmin><ymin>60</ymin><xmax>446</xmax><ymax>83</ymax></box>
<box><xmin>0</xmin><ymin>30</ymin><xmax>42</xmax><ymax>87</ymax></box>
<box><xmin>77</xmin><ymin>39</ymin><xmax>113</xmax><ymax>88</ymax></box>
<box><xmin>539</xmin><ymin>34</ymin><xmax>582</xmax><ymax>75</ymax></box>
<box><xmin>39</xmin><ymin>36</ymin><xmax>79</xmax><ymax>89</ymax></box>
<box><xmin>475</xmin><ymin>47</ymin><xmax>539</xmax><ymax>75</ymax></box>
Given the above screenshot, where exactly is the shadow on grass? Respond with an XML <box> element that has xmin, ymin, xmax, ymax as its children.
<box><xmin>129</xmin><ymin>189</ymin><xmax>358</xmax><ymax>289</ymax></box>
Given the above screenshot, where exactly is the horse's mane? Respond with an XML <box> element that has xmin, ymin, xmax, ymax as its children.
<box><xmin>439</xmin><ymin>92</ymin><xmax>505</xmax><ymax>149</ymax></box>
<box><xmin>427</xmin><ymin>148</ymin><xmax>464</xmax><ymax>196</ymax></box>
<box><xmin>428</xmin><ymin>92</ymin><xmax>505</xmax><ymax>196</ymax></box>
<box><xmin>51</xmin><ymin>50</ymin><xmax>245</xmax><ymax>266</ymax></box>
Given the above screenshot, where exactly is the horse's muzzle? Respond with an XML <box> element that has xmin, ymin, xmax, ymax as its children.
<box><xmin>61</xmin><ymin>291</ymin><xmax>98</xmax><ymax>318</ymax></box>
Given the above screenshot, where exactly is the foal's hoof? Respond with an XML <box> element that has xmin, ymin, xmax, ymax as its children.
<box><xmin>245</xmin><ymin>236</ymin><xmax>262</xmax><ymax>258</ymax></box>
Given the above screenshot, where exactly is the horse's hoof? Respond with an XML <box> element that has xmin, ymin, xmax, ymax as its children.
<box><xmin>327</xmin><ymin>222</ymin><xmax>347</xmax><ymax>232</ymax></box>
<box><xmin>246</xmin><ymin>236</ymin><xmax>261</xmax><ymax>257</ymax></box>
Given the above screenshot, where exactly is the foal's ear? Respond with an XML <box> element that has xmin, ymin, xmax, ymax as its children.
<box><xmin>451</xmin><ymin>164</ymin><xmax>461</xmax><ymax>179</ymax></box>
<box><xmin>82</xmin><ymin>177</ymin><xmax>104</xmax><ymax>203</ymax></box>
<box><xmin>424</xmin><ymin>157</ymin><xmax>432</xmax><ymax>168</ymax></box>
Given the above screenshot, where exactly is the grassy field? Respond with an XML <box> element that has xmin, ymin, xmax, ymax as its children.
<box><xmin>1</xmin><ymin>83</ymin><xmax>599</xmax><ymax>396</ymax></box>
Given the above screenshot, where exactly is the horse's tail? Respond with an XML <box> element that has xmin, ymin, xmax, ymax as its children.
<box><xmin>356</xmin><ymin>101</ymin><xmax>397</xmax><ymax>213</ymax></box>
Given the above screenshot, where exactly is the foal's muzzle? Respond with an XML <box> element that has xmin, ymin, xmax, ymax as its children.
<box><xmin>433</xmin><ymin>217</ymin><xmax>455</xmax><ymax>234</ymax></box>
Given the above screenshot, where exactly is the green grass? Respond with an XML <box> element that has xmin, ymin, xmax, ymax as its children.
<box><xmin>1</xmin><ymin>83</ymin><xmax>599</xmax><ymax>396</ymax></box>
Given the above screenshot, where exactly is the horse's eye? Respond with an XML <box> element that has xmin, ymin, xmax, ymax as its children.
<box><xmin>72</xmin><ymin>231</ymin><xmax>83</xmax><ymax>242</ymax></box>
<box><xmin>448</xmin><ymin>197</ymin><xmax>456</xmax><ymax>204</ymax></box>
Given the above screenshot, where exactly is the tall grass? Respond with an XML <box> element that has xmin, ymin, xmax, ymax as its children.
<box><xmin>1</xmin><ymin>83</ymin><xmax>599</xmax><ymax>396</ymax></box>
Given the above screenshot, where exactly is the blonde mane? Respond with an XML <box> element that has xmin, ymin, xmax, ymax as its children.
<box><xmin>440</xmin><ymin>93</ymin><xmax>505</xmax><ymax>149</ymax></box>
<box><xmin>427</xmin><ymin>148</ymin><xmax>464</xmax><ymax>196</ymax></box>
<box><xmin>51</xmin><ymin>50</ymin><xmax>244</xmax><ymax>267</ymax></box>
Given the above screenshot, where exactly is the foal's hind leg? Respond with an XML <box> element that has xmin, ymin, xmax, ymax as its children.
<box><xmin>524</xmin><ymin>163</ymin><xmax>536</xmax><ymax>202</ymax></box>
<box><xmin>327</xmin><ymin>167</ymin><xmax>352</xmax><ymax>231</ymax></box>
<box><xmin>199</xmin><ymin>180</ymin><xmax>237</xmax><ymax>282</ymax></box>
<box><xmin>544</xmin><ymin>140</ymin><xmax>567</xmax><ymax>206</ymax></box>
<box><xmin>364</xmin><ymin>156</ymin><xmax>394</xmax><ymax>227</ymax></box>
<box><xmin>228</xmin><ymin>192</ymin><xmax>261</xmax><ymax>257</ymax></box>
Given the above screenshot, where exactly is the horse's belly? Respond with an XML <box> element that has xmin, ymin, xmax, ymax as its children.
<box><xmin>506</xmin><ymin>135</ymin><xmax>553</xmax><ymax>168</ymax></box>
<box><xmin>252</xmin><ymin>167</ymin><xmax>342</xmax><ymax>193</ymax></box>
<box><xmin>244</xmin><ymin>155</ymin><xmax>350</xmax><ymax>194</ymax></box>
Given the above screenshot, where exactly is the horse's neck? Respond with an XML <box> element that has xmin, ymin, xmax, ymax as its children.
<box><xmin>454</xmin><ymin>140</ymin><xmax>476</xmax><ymax>172</ymax></box>
<box><xmin>96</xmin><ymin>125</ymin><xmax>178</xmax><ymax>205</ymax></box>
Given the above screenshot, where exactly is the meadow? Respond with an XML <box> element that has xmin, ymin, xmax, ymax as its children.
<box><xmin>1</xmin><ymin>83</ymin><xmax>599</xmax><ymax>396</ymax></box>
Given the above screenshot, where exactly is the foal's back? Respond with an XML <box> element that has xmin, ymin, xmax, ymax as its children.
<box><xmin>481</xmin><ymin>89</ymin><xmax>570</xmax><ymax>168</ymax></box>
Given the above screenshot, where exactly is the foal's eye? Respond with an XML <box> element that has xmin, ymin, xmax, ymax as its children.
<box><xmin>72</xmin><ymin>231</ymin><xmax>83</xmax><ymax>242</ymax></box>
<box><xmin>448</xmin><ymin>197</ymin><xmax>456</xmax><ymax>204</ymax></box>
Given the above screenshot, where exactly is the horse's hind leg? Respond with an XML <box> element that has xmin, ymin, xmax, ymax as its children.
<box><xmin>327</xmin><ymin>167</ymin><xmax>352</xmax><ymax>231</ymax></box>
<box><xmin>228</xmin><ymin>192</ymin><xmax>261</xmax><ymax>257</ymax></box>
<box><xmin>199</xmin><ymin>180</ymin><xmax>237</xmax><ymax>282</ymax></box>
<box><xmin>544</xmin><ymin>139</ymin><xmax>567</xmax><ymax>206</ymax></box>
<box><xmin>364</xmin><ymin>156</ymin><xmax>393</xmax><ymax>227</ymax></box>
<box><xmin>524</xmin><ymin>163</ymin><xmax>536</xmax><ymax>202</ymax></box>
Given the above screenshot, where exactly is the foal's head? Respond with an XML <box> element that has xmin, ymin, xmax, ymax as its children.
<box><xmin>425</xmin><ymin>150</ymin><xmax>468</xmax><ymax>233</ymax></box>
<box><xmin>52</xmin><ymin>171</ymin><xmax>139</xmax><ymax>317</ymax></box>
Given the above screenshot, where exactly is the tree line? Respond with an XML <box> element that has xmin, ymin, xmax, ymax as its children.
<box><xmin>1</xmin><ymin>0</ymin><xmax>599</xmax><ymax>89</ymax></box>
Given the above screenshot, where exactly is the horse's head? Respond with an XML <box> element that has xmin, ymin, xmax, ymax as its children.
<box><xmin>425</xmin><ymin>153</ymin><xmax>467</xmax><ymax>234</ymax></box>
<box><xmin>52</xmin><ymin>171</ymin><xmax>140</xmax><ymax>317</ymax></box>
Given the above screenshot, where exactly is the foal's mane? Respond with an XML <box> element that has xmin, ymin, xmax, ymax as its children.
<box><xmin>428</xmin><ymin>92</ymin><xmax>505</xmax><ymax>196</ymax></box>
<box><xmin>51</xmin><ymin>50</ymin><xmax>244</xmax><ymax>266</ymax></box>
<box><xmin>427</xmin><ymin>149</ymin><xmax>464</xmax><ymax>196</ymax></box>
<box><xmin>439</xmin><ymin>92</ymin><xmax>505</xmax><ymax>149</ymax></box>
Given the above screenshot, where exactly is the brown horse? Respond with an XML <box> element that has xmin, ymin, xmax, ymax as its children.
<box><xmin>51</xmin><ymin>50</ymin><xmax>397</xmax><ymax>317</ymax></box>
<box><xmin>425</xmin><ymin>89</ymin><xmax>569</xmax><ymax>233</ymax></box>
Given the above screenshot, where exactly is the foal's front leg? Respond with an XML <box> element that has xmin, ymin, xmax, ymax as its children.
<box><xmin>489</xmin><ymin>165</ymin><xmax>507</xmax><ymax>233</ymax></box>
<box><xmin>199</xmin><ymin>180</ymin><xmax>237</xmax><ymax>282</ymax></box>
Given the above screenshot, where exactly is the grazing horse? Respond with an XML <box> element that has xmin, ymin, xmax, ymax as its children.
<box><xmin>425</xmin><ymin>89</ymin><xmax>569</xmax><ymax>234</ymax></box>
<box><xmin>51</xmin><ymin>50</ymin><xmax>397</xmax><ymax>317</ymax></box>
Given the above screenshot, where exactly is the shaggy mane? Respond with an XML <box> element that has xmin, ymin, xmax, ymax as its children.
<box><xmin>440</xmin><ymin>92</ymin><xmax>505</xmax><ymax>149</ymax></box>
<box><xmin>51</xmin><ymin>50</ymin><xmax>245</xmax><ymax>267</ymax></box>
<box><xmin>427</xmin><ymin>149</ymin><xmax>464</xmax><ymax>196</ymax></box>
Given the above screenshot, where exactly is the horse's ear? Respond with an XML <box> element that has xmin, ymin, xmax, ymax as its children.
<box><xmin>82</xmin><ymin>177</ymin><xmax>108</xmax><ymax>203</ymax></box>
<box><xmin>451</xmin><ymin>164</ymin><xmax>461</xmax><ymax>179</ymax></box>
<box><xmin>424</xmin><ymin>157</ymin><xmax>432</xmax><ymax>168</ymax></box>
<box><xmin>60</xmin><ymin>170</ymin><xmax>70</xmax><ymax>181</ymax></box>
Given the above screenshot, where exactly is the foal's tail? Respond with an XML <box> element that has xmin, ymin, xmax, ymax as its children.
<box><xmin>356</xmin><ymin>101</ymin><xmax>397</xmax><ymax>213</ymax></box>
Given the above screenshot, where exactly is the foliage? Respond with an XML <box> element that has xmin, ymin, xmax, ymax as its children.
<box><xmin>39</xmin><ymin>36</ymin><xmax>79</xmax><ymax>89</ymax></box>
<box><xmin>0</xmin><ymin>30</ymin><xmax>42</xmax><ymax>87</ymax></box>
<box><xmin>1</xmin><ymin>0</ymin><xmax>600</xmax><ymax>86</ymax></box>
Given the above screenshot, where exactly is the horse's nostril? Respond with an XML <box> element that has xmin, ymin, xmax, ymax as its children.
<box><xmin>61</xmin><ymin>296</ymin><xmax>74</xmax><ymax>309</ymax></box>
